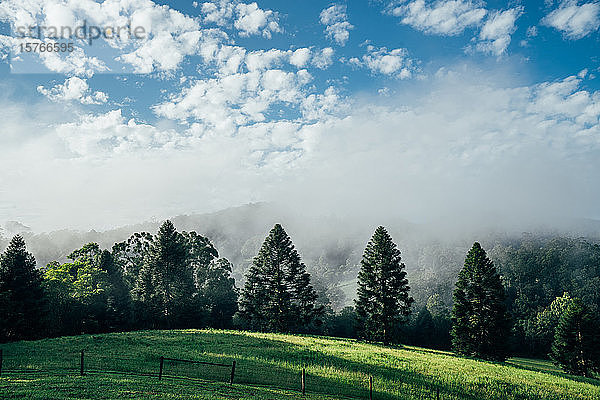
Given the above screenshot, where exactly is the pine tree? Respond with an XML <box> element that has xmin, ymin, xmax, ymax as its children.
<box><xmin>238</xmin><ymin>224</ymin><xmax>321</xmax><ymax>332</ymax></box>
<box><xmin>0</xmin><ymin>235</ymin><xmax>45</xmax><ymax>341</ymax></box>
<box><xmin>551</xmin><ymin>299</ymin><xmax>600</xmax><ymax>377</ymax></box>
<box><xmin>413</xmin><ymin>306</ymin><xmax>435</xmax><ymax>347</ymax></box>
<box><xmin>134</xmin><ymin>221</ymin><xmax>195</xmax><ymax>328</ymax></box>
<box><xmin>355</xmin><ymin>226</ymin><xmax>413</xmax><ymax>345</ymax></box>
<box><xmin>451</xmin><ymin>242</ymin><xmax>511</xmax><ymax>361</ymax></box>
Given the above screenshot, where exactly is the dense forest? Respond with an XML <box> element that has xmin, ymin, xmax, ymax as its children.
<box><xmin>1</xmin><ymin>204</ymin><xmax>600</xmax><ymax>376</ymax></box>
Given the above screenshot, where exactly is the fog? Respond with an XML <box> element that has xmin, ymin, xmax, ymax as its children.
<box><xmin>1</xmin><ymin>67</ymin><xmax>600</xmax><ymax>279</ymax></box>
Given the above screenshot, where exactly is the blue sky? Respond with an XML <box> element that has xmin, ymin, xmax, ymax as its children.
<box><xmin>0</xmin><ymin>0</ymin><xmax>599</xmax><ymax>232</ymax></box>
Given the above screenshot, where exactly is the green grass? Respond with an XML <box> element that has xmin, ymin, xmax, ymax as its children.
<box><xmin>1</xmin><ymin>330</ymin><xmax>599</xmax><ymax>400</ymax></box>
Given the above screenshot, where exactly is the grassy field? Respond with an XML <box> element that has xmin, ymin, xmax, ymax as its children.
<box><xmin>1</xmin><ymin>330</ymin><xmax>599</xmax><ymax>400</ymax></box>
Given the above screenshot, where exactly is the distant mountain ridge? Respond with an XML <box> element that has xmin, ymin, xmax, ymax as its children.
<box><xmin>2</xmin><ymin>202</ymin><xmax>600</xmax><ymax>267</ymax></box>
<box><xmin>2</xmin><ymin>202</ymin><xmax>600</xmax><ymax>307</ymax></box>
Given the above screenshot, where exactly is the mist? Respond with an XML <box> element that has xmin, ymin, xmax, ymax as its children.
<box><xmin>1</xmin><ymin>66</ymin><xmax>599</xmax><ymax>253</ymax></box>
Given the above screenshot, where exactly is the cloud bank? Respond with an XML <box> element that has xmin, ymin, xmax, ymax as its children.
<box><xmin>1</xmin><ymin>66</ymin><xmax>599</xmax><ymax>231</ymax></box>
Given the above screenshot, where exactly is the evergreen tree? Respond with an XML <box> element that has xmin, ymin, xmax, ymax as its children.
<box><xmin>551</xmin><ymin>299</ymin><xmax>600</xmax><ymax>377</ymax></box>
<box><xmin>133</xmin><ymin>221</ymin><xmax>195</xmax><ymax>328</ymax></box>
<box><xmin>413</xmin><ymin>306</ymin><xmax>435</xmax><ymax>347</ymax></box>
<box><xmin>451</xmin><ymin>242</ymin><xmax>511</xmax><ymax>361</ymax></box>
<box><xmin>426</xmin><ymin>294</ymin><xmax>452</xmax><ymax>350</ymax></box>
<box><xmin>0</xmin><ymin>235</ymin><xmax>45</xmax><ymax>341</ymax></box>
<box><xmin>355</xmin><ymin>226</ymin><xmax>413</xmax><ymax>345</ymax></box>
<box><xmin>238</xmin><ymin>224</ymin><xmax>321</xmax><ymax>332</ymax></box>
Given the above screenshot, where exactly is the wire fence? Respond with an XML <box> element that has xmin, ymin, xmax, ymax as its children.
<box><xmin>0</xmin><ymin>347</ymin><xmax>478</xmax><ymax>400</ymax></box>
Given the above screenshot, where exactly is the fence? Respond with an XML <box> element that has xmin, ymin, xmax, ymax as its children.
<box><xmin>0</xmin><ymin>347</ymin><xmax>470</xmax><ymax>400</ymax></box>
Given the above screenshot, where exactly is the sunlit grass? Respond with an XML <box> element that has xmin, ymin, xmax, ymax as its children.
<box><xmin>1</xmin><ymin>329</ymin><xmax>599</xmax><ymax>399</ymax></box>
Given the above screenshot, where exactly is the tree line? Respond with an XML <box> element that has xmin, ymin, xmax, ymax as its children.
<box><xmin>0</xmin><ymin>222</ymin><xmax>598</xmax><ymax>377</ymax></box>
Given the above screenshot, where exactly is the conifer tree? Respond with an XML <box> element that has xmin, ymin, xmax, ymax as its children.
<box><xmin>551</xmin><ymin>299</ymin><xmax>600</xmax><ymax>377</ymax></box>
<box><xmin>413</xmin><ymin>306</ymin><xmax>435</xmax><ymax>347</ymax></box>
<box><xmin>134</xmin><ymin>221</ymin><xmax>195</xmax><ymax>328</ymax></box>
<box><xmin>238</xmin><ymin>224</ymin><xmax>321</xmax><ymax>332</ymax></box>
<box><xmin>0</xmin><ymin>235</ymin><xmax>45</xmax><ymax>341</ymax></box>
<box><xmin>451</xmin><ymin>242</ymin><xmax>511</xmax><ymax>361</ymax></box>
<box><xmin>355</xmin><ymin>226</ymin><xmax>413</xmax><ymax>345</ymax></box>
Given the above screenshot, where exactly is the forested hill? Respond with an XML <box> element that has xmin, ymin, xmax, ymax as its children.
<box><xmin>0</xmin><ymin>203</ymin><xmax>417</xmax><ymax>287</ymax></box>
<box><xmin>1</xmin><ymin>202</ymin><xmax>600</xmax><ymax>313</ymax></box>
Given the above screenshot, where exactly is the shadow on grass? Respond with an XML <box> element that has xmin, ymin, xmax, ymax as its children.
<box><xmin>3</xmin><ymin>330</ymin><xmax>595</xmax><ymax>400</ymax></box>
<box><xmin>505</xmin><ymin>359</ymin><xmax>600</xmax><ymax>387</ymax></box>
<box><xmin>168</xmin><ymin>331</ymin><xmax>482</xmax><ymax>400</ymax></box>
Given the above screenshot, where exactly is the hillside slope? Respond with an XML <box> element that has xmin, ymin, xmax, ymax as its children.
<box><xmin>1</xmin><ymin>330</ymin><xmax>598</xmax><ymax>400</ymax></box>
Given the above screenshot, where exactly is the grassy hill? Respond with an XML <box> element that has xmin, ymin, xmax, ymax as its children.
<box><xmin>1</xmin><ymin>330</ymin><xmax>599</xmax><ymax>400</ymax></box>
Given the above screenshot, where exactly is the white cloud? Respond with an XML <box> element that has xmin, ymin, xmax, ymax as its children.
<box><xmin>2</xmin><ymin>58</ymin><xmax>600</xmax><ymax>233</ymax></box>
<box><xmin>476</xmin><ymin>7</ymin><xmax>523</xmax><ymax>56</ymax></box>
<box><xmin>542</xmin><ymin>1</ymin><xmax>600</xmax><ymax>39</ymax></box>
<box><xmin>55</xmin><ymin>109</ymin><xmax>184</xmax><ymax>157</ymax></box>
<box><xmin>301</xmin><ymin>86</ymin><xmax>346</xmax><ymax>121</ymax></box>
<box><xmin>349</xmin><ymin>46</ymin><xmax>419</xmax><ymax>78</ymax></box>
<box><xmin>201</xmin><ymin>1</ymin><xmax>234</xmax><ymax>25</ymax></box>
<box><xmin>2</xmin><ymin>2</ymin><xmax>599</xmax><ymax>232</ymax></box>
<box><xmin>0</xmin><ymin>0</ymin><xmax>288</xmax><ymax>78</ymax></box>
<box><xmin>201</xmin><ymin>0</ymin><xmax>281</xmax><ymax>38</ymax></box>
<box><xmin>37</xmin><ymin>77</ymin><xmax>108</xmax><ymax>104</ymax></box>
<box><xmin>3</xmin><ymin>69</ymin><xmax>600</xmax><ymax>231</ymax></box>
<box><xmin>387</xmin><ymin>1</ymin><xmax>523</xmax><ymax>56</ymax></box>
<box><xmin>312</xmin><ymin>47</ymin><xmax>335</xmax><ymax>69</ymax></box>
<box><xmin>37</xmin><ymin>46</ymin><xmax>109</xmax><ymax>77</ymax></box>
<box><xmin>527</xmin><ymin>26</ymin><xmax>539</xmax><ymax>37</ymax></box>
<box><xmin>0</xmin><ymin>0</ymin><xmax>205</xmax><ymax>75</ymax></box>
<box><xmin>117</xmin><ymin>30</ymin><xmax>203</xmax><ymax>74</ymax></box>
<box><xmin>153</xmin><ymin>68</ymin><xmax>315</xmax><ymax>133</ymax></box>
<box><xmin>527</xmin><ymin>75</ymin><xmax>600</xmax><ymax>124</ymax></box>
<box><xmin>234</xmin><ymin>2</ymin><xmax>281</xmax><ymax>38</ymax></box>
<box><xmin>245</xmin><ymin>48</ymin><xmax>287</xmax><ymax>71</ymax></box>
<box><xmin>290</xmin><ymin>48</ymin><xmax>311</xmax><ymax>68</ymax></box>
<box><xmin>389</xmin><ymin>0</ymin><xmax>487</xmax><ymax>35</ymax></box>
<box><xmin>320</xmin><ymin>4</ymin><xmax>354</xmax><ymax>46</ymax></box>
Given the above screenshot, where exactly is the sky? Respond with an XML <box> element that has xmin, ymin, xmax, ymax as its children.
<box><xmin>0</xmin><ymin>0</ymin><xmax>598</xmax><ymax>232</ymax></box>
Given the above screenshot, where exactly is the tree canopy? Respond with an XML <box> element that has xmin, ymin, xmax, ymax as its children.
<box><xmin>239</xmin><ymin>224</ymin><xmax>322</xmax><ymax>332</ymax></box>
<box><xmin>0</xmin><ymin>235</ymin><xmax>45</xmax><ymax>342</ymax></box>
<box><xmin>355</xmin><ymin>226</ymin><xmax>413</xmax><ymax>345</ymax></box>
<box><xmin>451</xmin><ymin>242</ymin><xmax>511</xmax><ymax>361</ymax></box>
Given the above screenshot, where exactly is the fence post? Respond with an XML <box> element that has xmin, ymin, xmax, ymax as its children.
<box><xmin>369</xmin><ymin>376</ymin><xmax>373</xmax><ymax>400</ymax></box>
<box><xmin>0</xmin><ymin>349</ymin><xmax>3</xmax><ymax>377</ymax></box>
<box><xmin>159</xmin><ymin>356</ymin><xmax>164</xmax><ymax>380</ymax></box>
<box><xmin>80</xmin><ymin>350</ymin><xmax>84</xmax><ymax>376</ymax></box>
<box><xmin>230</xmin><ymin>360</ymin><xmax>236</xmax><ymax>385</ymax></box>
<box><xmin>301</xmin><ymin>368</ymin><xmax>305</xmax><ymax>395</ymax></box>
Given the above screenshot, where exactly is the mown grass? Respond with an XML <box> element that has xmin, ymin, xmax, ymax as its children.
<box><xmin>1</xmin><ymin>329</ymin><xmax>599</xmax><ymax>400</ymax></box>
